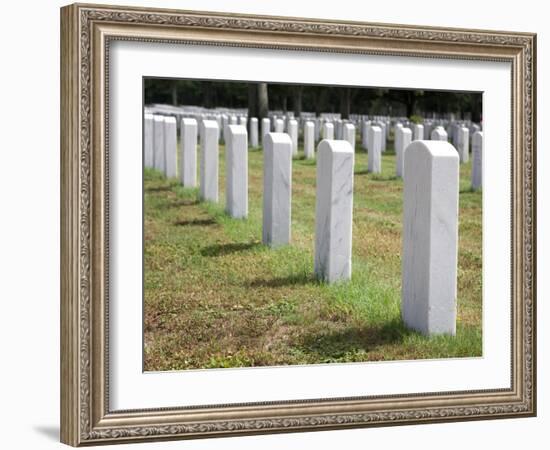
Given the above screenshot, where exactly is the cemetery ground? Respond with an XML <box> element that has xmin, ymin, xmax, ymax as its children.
<box><xmin>143</xmin><ymin>140</ymin><xmax>482</xmax><ymax>371</ymax></box>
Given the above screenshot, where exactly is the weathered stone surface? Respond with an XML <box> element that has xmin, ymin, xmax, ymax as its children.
<box><xmin>342</xmin><ymin>123</ymin><xmax>356</xmax><ymax>150</ymax></box>
<box><xmin>199</xmin><ymin>120</ymin><xmax>219</xmax><ymax>202</ymax></box>
<box><xmin>361</xmin><ymin>120</ymin><xmax>371</xmax><ymax>150</ymax></box>
<box><xmin>322</xmin><ymin>122</ymin><xmax>334</xmax><ymax>140</ymax></box>
<box><xmin>262</xmin><ymin>133</ymin><xmax>293</xmax><ymax>247</ymax></box>
<box><xmin>153</xmin><ymin>115</ymin><xmax>165</xmax><ymax>173</ymax></box>
<box><xmin>304</xmin><ymin>121</ymin><xmax>315</xmax><ymax>159</ymax></box>
<box><xmin>288</xmin><ymin>119</ymin><xmax>298</xmax><ymax>156</ymax></box>
<box><xmin>249</xmin><ymin>117</ymin><xmax>259</xmax><ymax>147</ymax></box>
<box><xmin>180</xmin><ymin>118</ymin><xmax>198</xmax><ymax>187</ymax></box>
<box><xmin>402</xmin><ymin>140</ymin><xmax>459</xmax><ymax>335</ymax></box>
<box><xmin>431</xmin><ymin>126</ymin><xmax>448</xmax><ymax>141</ymax></box>
<box><xmin>225</xmin><ymin>125</ymin><xmax>248</xmax><ymax>218</ymax></box>
<box><xmin>368</xmin><ymin>126</ymin><xmax>382</xmax><ymax>173</ymax></box>
<box><xmin>413</xmin><ymin>123</ymin><xmax>424</xmax><ymax>141</ymax></box>
<box><xmin>144</xmin><ymin>113</ymin><xmax>154</xmax><ymax>168</ymax></box>
<box><xmin>164</xmin><ymin>116</ymin><xmax>178</xmax><ymax>178</ymax></box>
<box><xmin>275</xmin><ymin>118</ymin><xmax>285</xmax><ymax>133</ymax></box>
<box><xmin>314</xmin><ymin>140</ymin><xmax>355</xmax><ymax>283</ymax></box>
<box><xmin>261</xmin><ymin>118</ymin><xmax>270</xmax><ymax>144</ymax></box>
<box><xmin>378</xmin><ymin>122</ymin><xmax>387</xmax><ymax>152</ymax></box>
<box><xmin>396</xmin><ymin>127</ymin><xmax>412</xmax><ymax>178</ymax></box>
<box><xmin>458</xmin><ymin>126</ymin><xmax>469</xmax><ymax>163</ymax></box>
<box><xmin>471</xmin><ymin>131</ymin><xmax>483</xmax><ymax>190</ymax></box>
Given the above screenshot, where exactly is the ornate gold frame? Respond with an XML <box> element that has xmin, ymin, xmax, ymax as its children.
<box><xmin>60</xmin><ymin>2</ymin><xmax>537</xmax><ymax>446</ymax></box>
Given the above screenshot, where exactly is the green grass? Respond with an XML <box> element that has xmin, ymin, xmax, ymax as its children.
<box><xmin>143</xmin><ymin>138</ymin><xmax>482</xmax><ymax>371</ymax></box>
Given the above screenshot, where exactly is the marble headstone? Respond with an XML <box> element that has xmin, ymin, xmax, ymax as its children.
<box><xmin>322</xmin><ymin>122</ymin><xmax>334</xmax><ymax>140</ymax></box>
<box><xmin>164</xmin><ymin>116</ymin><xmax>177</xmax><ymax>178</ymax></box>
<box><xmin>368</xmin><ymin>126</ymin><xmax>382</xmax><ymax>173</ymax></box>
<box><xmin>431</xmin><ymin>126</ymin><xmax>448</xmax><ymax>141</ymax></box>
<box><xmin>402</xmin><ymin>140</ymin><xmax>459</xmax><ymax>335</ymax></box>
<box><xmin>263</xmin><ymin>133</ymin><xmax>293</xmax><ymax>247</ymax></box>
<box><xmin>413</xmin><ymin>123</ymin><xmax>424</xmax><ymax>141</ymax></box>
<box><xmin>180</xmin><ymin>118</ymin><xmax>198</xmax><ymax>187</ymax></box>
<box><xmin>275</xmin><ymin>118</ymin><xmax>285</xmax><ymax>133</ymax></box>
<box><xmin>471</xmin><ymin>131</ymin><xmax>483</xmax><ymax>190</ymax></box>
<box><xmin>288</xmin><ymin>119</ymin><xmax>298</xmax><ymax>156</ymax></box>
<box><xmin>314</xmin><ymin>139</ymin><xmax>355</xmax><ymax>283</ymax></box>
<box><xmin>199</xmin><ymin>120</ymin><xmax>219</xmax><ymax>202</ymax></box>
<box><xmin>225</xmin><ymin>125</ymin><xmax>248</xmax><ymax>218</ymax></box>
<box><xmin>249</xmin><ymin>117</ymin><xmax>259</xmax><ymax>147</ymax></box>
<box><xmin>153</xmin><ymin>115</ymin><xmax>165</xmax><ymax>173</ymax></box>
<box><xmin>396</xmin><ymin>127</ymin><xmax>412</xmax><ymax>178</ymax></box>
<box><xmin>458</xmin><ymin>126</ymin><xmax>469</xmax><ymax>163</ymax></box>
<box><xmin>342</xmin><ymin>123</ymin><xmax>356</xmax><ymax>150</ymax></box>
<box><xmin>304</xmin><ymin>121</ymin><xmax>315</xmax><ymax>159</ymax></box>
<box><xmin>144</xmin><ymin>113</ymin><xmax>154</xmax><ymax>168</ymax></box>
<box><xmin>261</xmin><ymin>118</ymin><xmax>270</xmax><ymax>144</ymax></box>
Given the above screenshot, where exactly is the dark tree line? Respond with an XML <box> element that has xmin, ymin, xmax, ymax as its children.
<box><xmin>144</xmin><ymin>78</ymin><xmax>482</xmax><ymax>122</ymax></box>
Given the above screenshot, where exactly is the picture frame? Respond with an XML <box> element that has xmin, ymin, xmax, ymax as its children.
<box><xmin>60</xmin><ymin>2</ymin><xmax>536</xmax><ymax>446</ymax></box>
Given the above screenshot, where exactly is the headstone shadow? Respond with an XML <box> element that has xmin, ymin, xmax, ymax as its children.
<box><xmin>200</xmin><ymin>241</ymin><xmax>260</xmax><ymax>257</ymax></box>
<box><xmin>296</xmin><ymin>318</ymin><xmax>413</xmax><ymax>361</ymax></box>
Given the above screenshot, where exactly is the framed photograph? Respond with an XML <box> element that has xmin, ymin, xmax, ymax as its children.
<box><xmin>60</xmin><ymin>3</ymin><xmax>536</xmax><ymax>446</ymax></box>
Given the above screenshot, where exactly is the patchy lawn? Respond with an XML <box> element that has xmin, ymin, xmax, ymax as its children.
<box><xmin>143</xmin><ymin>138</ymin><xmax>482</xmax><ymax>371</ymax></box>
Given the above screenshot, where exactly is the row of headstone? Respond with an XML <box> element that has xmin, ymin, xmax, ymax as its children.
<box><xmin>146</xmin><ymin>110</ymin><xmax>482</xmax><ymax>336</ymax></box>
<box><xmin>146</xmin><ymin>110</ymin><xmax>483</xmax><ymax>192</ymax></box>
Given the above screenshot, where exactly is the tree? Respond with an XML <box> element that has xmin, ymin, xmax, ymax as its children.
<box><xmin>248</xmin><ymin>84</ymin><xmax>258</xmax><ymax>118</ymax></box>
<box><xmin>339</xmin><ymin>87</ymin><xmax>351</xmax><ymax>119</ymax></box>
<box><xmin>293</xmin><ymin>85</ymin><xmax>303</xmax><ymax>116</ymax></box>
<box><xmin>257</xmin><ymin>83</ymin><xmax>269</xmax><ymax>119</ymax></box>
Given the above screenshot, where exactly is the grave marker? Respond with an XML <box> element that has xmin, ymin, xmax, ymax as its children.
<box><xmin>314</xmin><ymin>139</ymin><xmax>355</xmax><ymax>283</ymax></box>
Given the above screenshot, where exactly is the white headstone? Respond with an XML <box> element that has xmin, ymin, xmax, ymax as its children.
<box><xmin>261</xmin><ymin>118</ymin><xmax>270</xmax><ymax>144</ymax></box>
<box><xmin>471</xmin><ymin>131</ymin><xmax>483</xmax><ymax>190</ymax></box>
<box><xmin>221</xmin><ymin>115</ymin><xmax>229</xmax><ymax>143</ymax></box>
<box><xmin>288</xmin><ymin>119</ymin><xmax>298</xmax><ymax>156</ymax></box>
<box><xmin>263</xmin><ymin>133</ymin><xmax>292</xmax><ymax>247</ymax></box>
<box><xmin>413</xmin><ymin>123</ymin><xmax>424</xmax><ymax>141</ymax></box>
<box><xmin>275</xmin><ymin>118</ymin><xmax>285</xmax><ymax>133</ymax></box>
<box><xmin>402</xmin><ymin>140</ymin><xmax>459</xmax><ymax>335</ymax></box>
<box><xmin>431</xmin><ymin>126</ymin><xmax>448</xmax><ymax>141</ymax></box>
<box><xmin>164</xmin><ymin>116</ymin><xmax>177</xmax><ymax>178</ymax></box>
<box><xmin>322</xmin><ymin>122</ymin><xmax>334</xmax><ymax>140</ymax></box>
<box><xmin>238</xmin><ymin>116</ymin><xmax>247</xmax><ymax>126</ymax></box>
<box><xmin>342</xmin><ymin>123</ymin><xmax>356</xmax><ymax>150</ymax></box>
<box><xmin>396</xmin><ymin>127</ymin><xmax>412</xmax><ymax>178</ymax></box>
<box><xmin>144</xmin><ymin>113</ymin><xmax>154</xmax><ymax>168</ymax></box>
<box><xmin>458</xmin><ymin>126</ymin><xmax>469</xmax><ymax>163</ymax></box>
<box><xmin>314</xmin><ymin>140</ymin><xmax>355</xmax><ymax>283</ymax></box>
<box><xmin>361</xmin><ymin>120</ymin><xmax>371</xmax><ymax>150</ymax></box>
<box><xmin>368</xmin><ymin>126</ymin><xmax>382</xmax><ymax>173</ymax></box>
<box><xmin>199</xmin><ymin>120</ymin><xmax>219</xmax><ymax>202</ymax></box>
<box><xmin>335</xmin><ymin>119</ymin><xmax>343</xmax><ymax>140</ymax></box>
<box><xmin>180</xmin><ymin>118</ymin><xmax>198</xmax><ymax>187</ymax></box>
<box><xmin>153</xmin><ymin>115</ymin><xmax>165</xmax><ymax>173</ymax></box>
<box><xmin>424</xmin><ymin>122</ymin><xmax>432</xmax><ymax>141</ymax></box>
<box><xmin>304</xmin><ymin>121</ymin><xmax>315</xmax><ymax>159</ymax></box>
<box><xmin>395</xmin><ymin>126</ymin><xmax>403</xmax><ymax>158</ymax></box>
<box><xmin>225</xmin><ymin>125</ymin><xmax>248</xmax><ymax>218</ymax></box>
<box><xmin>249</xmin><ymin>117</ymin><xmax>259</xmax><ymax>147</ymax></box>
<box><xmin>379</xmin><ymin>122</ymin><xmax>387</xmax><ymax>152</ymax></box>
<box><xmin>229</xmin><ymin>115</ymin><xmax>237</xmax><ymax>125</ymax></box>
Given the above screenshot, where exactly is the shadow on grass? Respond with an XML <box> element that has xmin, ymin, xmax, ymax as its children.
<box><xmin>247</xmin><ymin>272</ymin><xmax>317</xmax><ymax>288</ymax></box>
<box><xmin>159</xmin><ymin>199</ymin><xmax>199</xmax><ymax>209</ymax></box>
<box><xmin>297</xmin><ymin>318</ymin><xmax>414</xmax><ymax>360</ymax></box>
<box><xmin>145</xmin><ymin>184</ymin><xmax>176</xmax><ymax>193</ymax></box>
<box><xmin>201</xmin><ymin>241</ymin><xmax>261</xmax><ymax>257</ymax></box>
<box><xmin>174</xmin><ymin>218</ymin><xmax>217</xmax><ymax>227</ymax></box>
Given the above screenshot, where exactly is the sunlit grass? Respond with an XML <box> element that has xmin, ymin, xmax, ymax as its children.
<box><xmin>143</xmin><ymin>137</ymin><xmax>482</xmax><ymax>371</ymax></box>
